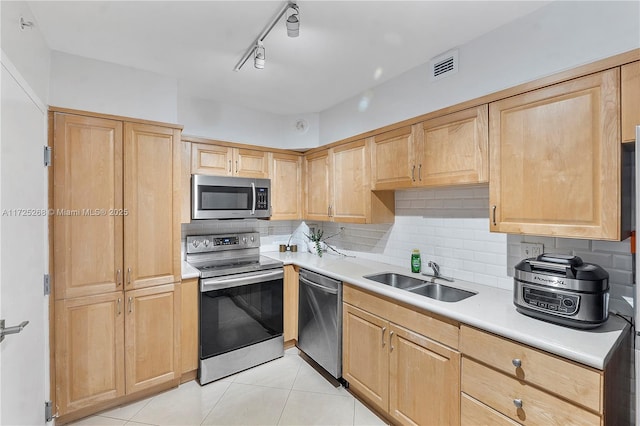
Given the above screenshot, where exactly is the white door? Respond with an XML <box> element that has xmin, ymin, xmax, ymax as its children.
<box><xmin>0</xmin><ymin>61</ymin><xmax>48</xmax><ymax>424</ymax></box>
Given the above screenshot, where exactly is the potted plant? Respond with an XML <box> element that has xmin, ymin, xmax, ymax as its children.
<box><xmin>305</xmin><ymin>228</ymin><xmax>325</xmax><ymax>257</ymax></box>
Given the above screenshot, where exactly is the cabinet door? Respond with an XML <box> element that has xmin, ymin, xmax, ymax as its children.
<box><xmin>371</xmin><ymin>126</ymin><xmax>415</xmax><ymax>190</ymax></box>
<box><xmin>418</xmin><ymin>105</ymin><xmax>488</xmax><ymax>186</ymax></box>
<box><xmin>124</xmin><ymin>123</ymin><xmax>180</xmax><ymax>289</ymax></box>
<box><xmin>332</xmin><ymin>140</ymin><xmax>371</xmax><ymax>223</ymax></box>
<box><xmin>181</xmin><ymin>278</ymin><xmax>199</xmax><ymax>376</ymax></box>
<box><xmin>55</xmin><ymin>292</ymin><xmax>125</xmax><ymax>415</ymax></box>
<box><xmin>622</xmin><ymin>61</ymin><xmax>640</xmax><ymax>143</ymax></box>
<box><xmin>388</xmin><ymin>324</ymin><xmax>460</xmax><ymax>426</ymax></box>
<box><xmin>191</xmin><ymin>143</ymin><xmax>233</xmax><ymax>176</ymax></box>
<box><xmin>235</xmin><ymin>148</ymin><xmax>269</xmax><ymax>178</ymax></box>
<box><xmin>271</xmin><ymin>152</ymin><xmax>302</xmax><ymax>220</ymax></box>
<box><xmin>304</xmin><ymin>150</ymin><xmax>331</xmax><ymax>221</ymax></box>
<box><xmin>125</xmin><ymin>284</ymin><xmax>180</xmax><ymax>394</ymax></box>
<box><xmin>53</xmin><ymin>114</ymin><xmax>124</xmax><ymax>299</ymax></box>
<box><xmin>283</xmin><ymin>265</ymin><xmax>299</xmax><ymax>342</ymax></box>
<box><xmin>342</xmin><ymin>304</ymin><xmax>389</xmax><ymax>413</ymax></box>
<box><xmin>489</xmin><ymin>69</ymin><xmax>621</xmax><ymax>240</ymax></box>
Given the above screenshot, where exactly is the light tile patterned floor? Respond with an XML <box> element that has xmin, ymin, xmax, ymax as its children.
<box><xmin>70</xmin><ymin>348</ymin><xmax>388</xmax><ymax>426</ymax></box>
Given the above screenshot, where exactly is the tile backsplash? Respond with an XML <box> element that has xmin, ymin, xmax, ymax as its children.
<box><xmin>182</xmin><ymin>184</ymin><xmax>635</xmax><ymax>305</ymax></box>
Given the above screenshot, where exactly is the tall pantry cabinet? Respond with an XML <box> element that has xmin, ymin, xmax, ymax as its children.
<box><xmin>51</xmin><ymin>111</ymin><xmax>182</xmax><ymax>421</ymax></box>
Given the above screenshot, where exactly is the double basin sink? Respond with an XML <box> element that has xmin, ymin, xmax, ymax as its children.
<box><xmin>363</xmin><ymin>272</ymin><xmax>476</xmax><ymax>302</ymax></box>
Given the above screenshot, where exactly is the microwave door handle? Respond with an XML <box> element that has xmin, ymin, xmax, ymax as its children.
<box><xmin>251</xmin><ymin>182</ymin><xmax>256</xmax><ymax>215</ymax></box>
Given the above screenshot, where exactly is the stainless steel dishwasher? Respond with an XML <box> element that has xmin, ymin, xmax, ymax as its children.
<box><xmin>297</xmin><ymin>268</ymin><xmax>342</xmax><ymax>379</ymax></box>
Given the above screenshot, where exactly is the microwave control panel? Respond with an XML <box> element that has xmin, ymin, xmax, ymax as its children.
<box><xmin>256</xmin><ymin>188</ymin><xmax>269</xmax><ymax>210</ymax></box>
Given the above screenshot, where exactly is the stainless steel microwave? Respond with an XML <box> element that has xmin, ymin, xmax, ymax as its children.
<box><xmin>192</xmin><ymin>174</ymin><xmax>271</xmax><ymax>220</ymax></box>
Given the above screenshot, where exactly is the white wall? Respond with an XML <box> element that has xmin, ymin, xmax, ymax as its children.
<box><xmin>49</xmin><ymin>51</ymin><xmax>179</xmax><ymax>123</ymax></box>
<box><xmin>319</xmin><ymin>1</ymin><xmax>640</xmax><ymax>144</ymax></box>
<box><xmin>1</xmin><ymin>1</ymin><xmax>51</xmax><ymax>103</ymax></box>
<box><xmin>178</xmin><ymin>95</ymin><xmax>319</xmax><ymax>150</ymax></box>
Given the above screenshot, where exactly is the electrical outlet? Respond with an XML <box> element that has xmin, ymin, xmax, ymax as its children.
<box><xmin>521</xmin><ymin>242</ymin><xmax>544</xmax><ymax>258</ymax></box>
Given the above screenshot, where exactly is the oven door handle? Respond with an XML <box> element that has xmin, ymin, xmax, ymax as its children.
<box><xmin>201</xmin><ymin>269</ymin><xmax>284</xmax><ymax>291</ymax></box>
<box><xmin>299</xmin><ymin>276</ymin><xmax>339</xmax><ymax>295</ymax></box>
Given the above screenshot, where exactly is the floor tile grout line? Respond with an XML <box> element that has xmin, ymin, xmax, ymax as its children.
<box><xmin>198</xmin><ymin>380</ymin><xmax>233</xmax><ymax>426</ymax></box>
<box><xmin>275</xmin><ymin>356</ymin><xmax>304</xmax><ymax>426</ymax></box>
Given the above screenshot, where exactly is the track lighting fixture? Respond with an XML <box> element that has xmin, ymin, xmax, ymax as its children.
<box><xmin>254</xmin><ymin>42</ymin><xmax>265</xmax><ymax>69</ymax></box>
<box><xmin>286</xmin><ymin>5</ymin><xmax>300</xmax><ymax>38</ymax></box>
<box><xmin>233</xmin><ymin>1</ymin><xmax>299</xmax><ymax>71</ymax></box>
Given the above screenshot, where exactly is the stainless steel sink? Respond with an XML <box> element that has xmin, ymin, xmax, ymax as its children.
<box><xmin>408</xmin><ymin>283</ymin><xmax>476</xmax><ymax>302</ymax></box>
<box><xmin>363</xmin><ymin>272</ymin><xmax>425</xmax><ymax>289</ymax></box>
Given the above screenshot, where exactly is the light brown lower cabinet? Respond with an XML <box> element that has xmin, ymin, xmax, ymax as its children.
<box><xmin>180</xmin><ymin>278</ymin><xmax>199</xmax><ymax>380</ymax></box>
<box><xmin>55</xmin><ymin>284</ymin><xmax>180</xmax><ymax>420</ymax></box>
<box><xmin>460</xmin><ymin>324</ymin><xmax>632</xmax><ymax>426</ymax></box>
<box><xmin>342</xmin><ymin>285</ymin><xmax>460</xmax><ymax>425</ymax></box>
<box><xmin>283</xmin><ymin>265</ymin><xmax>299</xmax><ymax>343</ymax></box>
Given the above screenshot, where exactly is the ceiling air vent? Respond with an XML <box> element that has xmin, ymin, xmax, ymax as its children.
<box><xmin>429</xmin><ymin>49</ymin><xmax>459</xmax><ymax>82</ymax></box>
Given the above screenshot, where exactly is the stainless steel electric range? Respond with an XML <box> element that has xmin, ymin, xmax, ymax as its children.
<box><xmin>186</xmin><ymin>232</ymin><xmax>284</xmax><ymax>385</ymax></box>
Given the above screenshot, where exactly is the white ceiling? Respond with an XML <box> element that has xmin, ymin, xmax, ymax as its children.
<box><xmin>28</xmin><ymin>1</ymin><xmax>550</xmax><ymax>115</ymax></box>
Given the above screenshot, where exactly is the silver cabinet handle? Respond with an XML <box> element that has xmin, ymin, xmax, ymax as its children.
<box><xmin>381</xmin><ymin>327</ymin><xmax>387</xmax><ymax>347</ymax></box>
<box><xmin>235</xmin><ymin>160</ymin><xmax>239</xmax><ymax>174</ymax></box>
<box><xmin>128</xmin><ymin>296</ymin><xmax>133</xmax><ymax>313</ymax></box>
<box><xmin>389</xmin><ymin>330</ymin><xmax>394</xmax><ymax>352</ymax></box>
<box><xmin>492</xmin><ymin>205</ymin><xmax>497</xmax><ymax>226</ymax></box>
<box><xmin>418</xmin><ymin>164</ymin><xmax>422</xmax><ymax>181</ymax></box>
<box><xmin>411</xmin><ymin>165</ymin><xmax>416</xmax><ymax>182</ymax></box>
<box><xmin>228</xmin><ymin>160</ymin><xmax>232</xmax><ymax>173</ymax></box>
<box><xmin>117</xmin><ymin>298</ymin><xmax>121</xmax><ymax>316</ymax></box>
<box><xmin>127</xmin><ymin>267</ymin><xmax>131</xmax><ymax>286</ymax></box>
<box><xmin>512</xmin><ymin>358</ymin><xmax>522</xmax><ymax>368</ymax></box>
<box><xmin>513</xmin><ymin>399</ymin><xmax>523</xmax><ymax>409</ymax></box>
<box><xmin>116</xmin><ymin>269</ymin><xmax>122</xmax><ymax>287</ymax></box>
<box><xmin>0</xmin><ymin>319</ymin><xmax>29</xmax><ymax>343</ymax></box>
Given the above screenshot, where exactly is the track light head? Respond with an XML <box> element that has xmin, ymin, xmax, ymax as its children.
<box><xmin>286</xmin><ymin>5</ymin><xmax>300</xmax><ymax>38</ymax></box>
<box><xmin>254</xmin><ymin>42</ymin><xmax>265</xmax><ymax>69</ymax></box>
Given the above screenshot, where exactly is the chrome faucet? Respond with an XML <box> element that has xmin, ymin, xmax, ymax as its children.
<box><xmin>422</xmin><ymin>260</ymin><xmax>454</xmax><ymax>282</ymax></box>
<box><xmin>428</xmin><ymin>261</ymin><xmax>441</xmax><ymax>277</ymax></box>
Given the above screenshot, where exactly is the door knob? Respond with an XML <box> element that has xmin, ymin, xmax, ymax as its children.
<box><xmin>0</xmin><ymin>319</ymin><xmax>29</xmax><ymax>343</ymax></box>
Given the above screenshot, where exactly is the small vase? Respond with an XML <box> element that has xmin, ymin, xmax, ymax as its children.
<box><xmin>307</xmin><ymin>241</ymin><xmax>325</xmax><ymax>255</ymax></box>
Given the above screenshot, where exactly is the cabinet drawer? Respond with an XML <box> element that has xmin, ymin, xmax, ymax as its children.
<box><xmin>462</xmin><ymin>358</ymin><xmax>600</xmax><ymax>426</ymax></box>
<box><xmin>461</xmin><ymin>393</ymin><xmax>519</xmax><ymax>426</ymax></box>
<box><xmin>344</xmin><ymin>284</ymin><xmax>459</xmax><ymax>349</ymax></box>
<box><xmin>460</xmin><ymin>325</ymin><xmax>601</xmax><ymax>411</ymax></box>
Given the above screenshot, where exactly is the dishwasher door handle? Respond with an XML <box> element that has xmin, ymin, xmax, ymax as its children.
<box><xmin>299</xmin><ymin>276</ymin><xmax>339</xmax><ymax>295</ymax></box>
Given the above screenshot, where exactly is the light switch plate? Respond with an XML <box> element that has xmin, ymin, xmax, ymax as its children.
<box><xmin>521</xmin><ymin>242</ymin><xmax>544</xmax><ymax>258</ymax></box>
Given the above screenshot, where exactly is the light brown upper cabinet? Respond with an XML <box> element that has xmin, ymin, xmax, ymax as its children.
<box><xmin>304</xmin><ymin>140</ymin><xmax>394</xmax><ymax>224</ymax></box>
<box><xmin>489</xmin><ymin>69</ymin><xmax>623</xmax><ymax>240</ymax></box>
<box><xmin>191</xmin><ymin>143</ymin><xmax>268</xmax><ymax>178</ymax></box>
<box><xmin>270</xmin><ymin>152</ymin><xmax>303</xmax><ymax>220</ymax></box>
<box><xmin>418</xmin><ymin>105</ymin><xmax>488</xmax><ymax>186</ymax></box>
<box><xmin>622</xmin><ymin>61</ymin><xmax>640</xmax><ymax>142</ymax></box>
<box><xmin>53</xmin><ymin>114</ymin><xmax>124</xmax><ymax>300</ymax></box>
<box><xmin>370</xmin><ymin>126</ymin><xmax>415</xmax><ymax>190</ymax></box>
<box><xmin>303</xmin><ymin>149</ymin><xmax>331</xmax><ymax>222</ymax></box>
<box><xmin>124</xmin><ymin>123</ymin><xmax>181</xmax><ymax>290</ymax></box>
<box><xmin>370</xmin><ymin>105</ymin><xmax>488</xmax><ymax>190</ymax></box>
<box><xmin>53</xmin><ymin>113</ymin><xmax>181</xmax><ymax>299</ymax></box>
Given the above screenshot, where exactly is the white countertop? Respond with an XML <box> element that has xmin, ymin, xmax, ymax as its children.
<box><xmin>181</xmin><ymin>261</ymin><xmax>200</xmax><ymax>280</ymax></box>
<box><xmin>262</xmin><ymin>251</ymin><xmax>630</xmax><ymax>370</ymax></box>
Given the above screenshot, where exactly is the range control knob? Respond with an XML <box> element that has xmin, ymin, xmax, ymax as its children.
<box><xmin>192</xmin><ymin>240</ymin><xmax>200</xmax><ymax>248</ymax></box>
<box><xmin>242</xmin><ymin>237</ymin><xmax>247</xmax><ymax>244</ymax></box>
<box><xmin>250</xmin><ymin>236</ymin><xmax>255</xmax><ymax>242</ymax></box>
<box><xmin>203</xmin><ymin>239</ymin><xmax>210</xmax><ymax>247</ymax></box>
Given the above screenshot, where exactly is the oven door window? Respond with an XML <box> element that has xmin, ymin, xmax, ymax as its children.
<box><xmin>200</xmin><ymin>277</ymin><xmax>283</xmax><ymax>359</ymax></box>
<box><xmin>199</xmin><ymin>185</ymin><xmax>252</xmax><ymax>211</ymax></box>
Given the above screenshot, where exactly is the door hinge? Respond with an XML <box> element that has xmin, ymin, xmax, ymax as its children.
<box><xmin>43</xmin><ymin>274</ymin><xmax>50</xmax><ymax>296</ymax></box>
<box><xmin>45</xmin><ymin>400</ymin><xmax>57</xmax><ymax>422</ymax></box>
<box><xmin>44</xmin><ymin>146</ymin><xmax>52</xmax><ymax>167</ymax></box>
